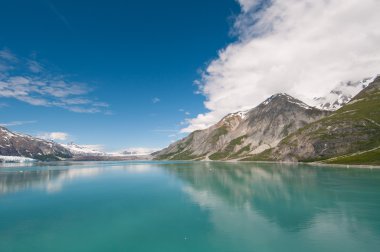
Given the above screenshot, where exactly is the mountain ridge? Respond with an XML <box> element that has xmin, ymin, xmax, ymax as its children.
<box><xmin>0</xmin><ymin>126</ymin><xmax>72</xmax><ymax>161</ymax></box>
<box><xmin>154</xmin><ymin>93</ymin><xmax>330</xmax><ymax>160</ymax></box>
<box><xmin>244</xmin><ymin>76</ymin><xmax>380</xmax><ymax>164</ymax></box>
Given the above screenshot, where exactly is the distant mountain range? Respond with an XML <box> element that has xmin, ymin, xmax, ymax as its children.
<box><xmin>61</xmin><ymin>143</ymin><xmax>107</xmax><ymax>157</ymax></box>
<box><xmin>0</xmin><ymin>131</ymin><xmax>151</xmax><ymax>162</ymax></box>
<box><xmin>154</xmin><ymin>75</ymin><xmax>380</xmax><ymax>165</ymax></box>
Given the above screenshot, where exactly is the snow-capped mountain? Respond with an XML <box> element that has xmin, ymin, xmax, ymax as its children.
<box><xmin>154</xmin><ymin>93</ymin><xmax>329</xmax><ymax>160</ymax></box>
<box><xmin>0</xmin><ymin>126</ymin><xmax>72</xmax><ymax>161</ymax></box>
<box><xmin>313</xmin><ymin>76</ymin><xmax>377</xmax><ymax>111</ymax></box>
<box><xmin>62</xmin><ymin>144</ymin><xmax>155</xmax><ymax>158</ymax></box>
<box><xmin>271</xmin><ymin>76</ymin><xmax>380</xmax><ymax>162</ymax></box>
<box><xmin>60</xmin><ymin>143</ymin><xmax>107</xmax><ymax>156</ymax></box>
<box><xmin>264</xmin><ymin>93</ymin><xmax>315</xmax><ymax>110</ymax></box>
<box><xmin>0</xmin><ymin>125</ymin><xmax>154</xmax><ymax>161</ymax></box>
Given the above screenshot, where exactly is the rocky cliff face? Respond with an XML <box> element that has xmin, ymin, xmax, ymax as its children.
<box><xmin>0</xmin><ymin>127</ymin><xmax>73</xmax><ymax>161</ymax></box>
<box><xmin>155</xmin><ymin>94</ymin><xmax>330</xmax><ymax>160</ymax></box>
<box><xmin>261</xmin><ymin>76</ymin><xmax>380</xmax><ymax>163</ymax></box>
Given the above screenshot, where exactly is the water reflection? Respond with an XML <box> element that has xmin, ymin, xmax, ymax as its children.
<box><xmin>0</xmin><ymin>162</ymin><xmax>155</xmax><ymax>195</ymax></box>
<box><xmin>163</xmin><ymin>162</ymin><xmax>380</xmax><ymax>234</ymax></box>
<box><xmin>1</xmin><ymin>161</ymin><xmax>380</xmax><ymax>241</ymax></box>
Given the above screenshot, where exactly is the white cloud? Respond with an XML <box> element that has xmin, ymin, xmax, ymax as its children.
<box><xmin>80</xmin><ymin>144</ymin><xmax>105</xmax><ymax>152</ymax></box>
<box><xmin>0</xmin><ymin>49</ymin><xmax>17</xmax><ymax>62</ymax></box>
<box><xmin>152</xmin><ymin>97</ymin><xmax>160</xmax><ymax>104</ymax></box>
<box><xmin>27</xmin><ymin>60</ymin><xmax>44</xmax><ymax>73</ymax></box>
<box><xmin>121</xmin><ymin>147</ymin><xmax>159</xmax><ymax>155</ymax></box>
<box><xmin>183</xmin><ymin>0</ymin><xmax>380</xmax><ymax>132</ymax></box>
<box><xmin>237</xmin><ymin>0</ymin><xmax>261</xmax><ymax>12</ymax></box>
<box><xmin>38</xmin><ymin>132</ymin><xmax>69</xmax><ymax>141</ymax></box>
<box><xmin>0</xmin><ymin>120</ymin><xmax>37</xmax><ymax>127</ymax></box>
<box><xmin>0</xmin><ymin>49</ymin><xmax>109</xmax><ymax>113</ymax></box>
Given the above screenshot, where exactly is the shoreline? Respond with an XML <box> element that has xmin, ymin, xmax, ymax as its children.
<box><xmin>1</xmin><ymin>157</ymin><xmax>379</xmax><ymax>169</ymax></box>
<box><xmin>190</xmin><ymin>159</ymin><xmax>380</xmax><ymax>169</ymax></box>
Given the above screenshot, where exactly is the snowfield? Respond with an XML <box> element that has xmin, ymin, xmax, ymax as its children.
<box><xmin>60</xmin><ymin>143</ymin><xmax>107</xmax><ymax>156</ymax></box>
<box><xmin>0</xmin><ymin>155</ymin><xmax>36</xmax><ymax>163</ymax></box>
<box><xmin>312</xmin><ymin>76</ymin><xmax>377</xmax><ymax>111</ymax></box>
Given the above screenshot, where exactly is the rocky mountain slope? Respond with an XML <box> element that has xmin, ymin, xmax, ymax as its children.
<box><xmin>0</xmin><ymin>126</ymin><xmax>73</xmax><ymax>161</ymax></box>
<box><xmin>248</xmin><ymin>76</ymin><xmax>380</xmax><ymax>164</ymax></box>
<box><xmin>154</xmin><ymin>93</ymin><xmax>330</xmax><ymax>160</ymax></box>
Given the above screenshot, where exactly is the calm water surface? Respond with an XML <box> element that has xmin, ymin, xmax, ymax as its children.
<box><xmin>0</xmin><ymin>161</ymin><xmax>379</xmax><ymax>252</ymax></box>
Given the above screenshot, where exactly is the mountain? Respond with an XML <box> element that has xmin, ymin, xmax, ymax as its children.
<box><xmin>0</xmin><ymin>126</ymin><xmax>73</xmax><ymax>161</ymax></box>
<box><xmin>61</xmin><ymin>143</ymin><xmax>106</xmax><ymax>157</ymax></box>
<box><xmin>154</xmin><ymin>93</ymin><xmax>330</xmax><ymax>160</ymax></box>
<box><xmin>0</xmin><ymin>126</ymin><xmax>153</xmax><ymax>162</ymax></box>
<box><xmin>249</xmin><ymin>76</ymin><xmax>380</xmax><ymax>165</ymax></box>
<box><xmin>312</xmin><ymin>76</ymin><xmax>377</xmax><ymax>111</ymax></box>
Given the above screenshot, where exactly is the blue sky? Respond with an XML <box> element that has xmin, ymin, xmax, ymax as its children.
<box><xmin>0</xmin><ymin>0</ymin><xmax>240</xmax><ymax>151</ymax></box>
<box><xmin>1</xmin><ymin>0</ymin><xmax>379</xmax><ymax>152</ymax></box>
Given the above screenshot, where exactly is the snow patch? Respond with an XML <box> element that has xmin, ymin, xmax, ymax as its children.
<box><xmin>262</xmin><ymin>93</ymin><xmax>313</xmax><ymax>110</ymax></box>
<box><xmin>61</xmin><ymin>143</ymin><xmax>106</xmax><ymax>156</ymax></box>
<box><xmin>312</xmin><ymin>75</ymin><xmax>377</xmax><ymax>111</ymax></box>
<box><xmin>0</xmin><ymin>155</ymin><xmax>36</xmax><ymax>163</ymax></box>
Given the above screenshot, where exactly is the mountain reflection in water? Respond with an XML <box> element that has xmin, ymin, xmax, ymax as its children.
<box><xmin>0</xmin><ymin>161</ymin><xmax>379</xmax><ymax>252</ymax></box>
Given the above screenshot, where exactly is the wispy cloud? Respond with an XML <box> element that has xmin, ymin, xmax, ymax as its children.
<box><xmin>27</xmin><ymin>60</ymin><xmax>44</xmax><ymax>73</ymax></box>
<box><xmin>0</xmin><ymin>49</ymin><xmax>109</xmax><ymax>113</ymax></box>
<box><xmin>179</xmin><ymin>108</ymin><xmax>191</xmax><ymax>116</ymax></box>
<box><xmin>183</xmin><ymin>0</ymin><xmax>380</xmax><ymax>132</ymax></box>
<box><xmin>37</xmin><ymin>132</ymin><xmax>69</xmax><ymax>141</ymax></box>
<box><xmin>0</xmin><ymin>120</ymin><xmax>37</xmax><ymax>127</ymax></box>
<box><xmin>121</xmin><ymin>147</ymin><xmax>160</xmax><ymax>155</ymax></box>
<box><xmin>0</xmin><ymin>49</ymin><xmax>17</xmax><ymax>62</ymax></box>
<box><xmin>45</xmin><ymin>0</ymin><xmax>72</xmax><ymax>31</ymax></box>
<box><xmin>152</xmin><ymin>97</ymin><xmax>160</xmax><ymax>104</ymax></box>
<box><xmin>80</xmin><ymin>144</ymin><xmax>105</xmax><ymax>152</ymax></box>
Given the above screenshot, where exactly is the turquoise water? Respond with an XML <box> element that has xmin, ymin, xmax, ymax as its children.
<box><xmin>0</xmin><ymin>161</ymin><xmax>380</xmax><ymax>252</ymax></box>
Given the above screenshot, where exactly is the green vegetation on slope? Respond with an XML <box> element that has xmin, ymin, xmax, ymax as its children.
<box><xmin>323</xmin><ymin>148</ymin><xmax>380</xmax><ymax>165</ymax></box>
<box><xmin>229</xmin><ymin>144</ymin><xmax>252</xmax><ymax>159</ymax></box>
<box><xmin>154</xmin><ymin>133</ymin><xmax>196</xmax><ymax>160</ymax></box>
<box><xmin>209</xmin><ymin>135</ymin><xmax>248</xmax><ymax>160</ymax></box>
<box><xmin>170</xmin><ymin>150</ymin><xmax>204</xmax><ymax>160</ymax></box>
<box><xmin>211</xmin><ymin>126</ymin><xmax>228</xmax><ymax>144</ymax></box>
<box><xmin>240</xmin><ymin>149</ymin><xmax>274</xmax><ymax>161</ymax></box>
